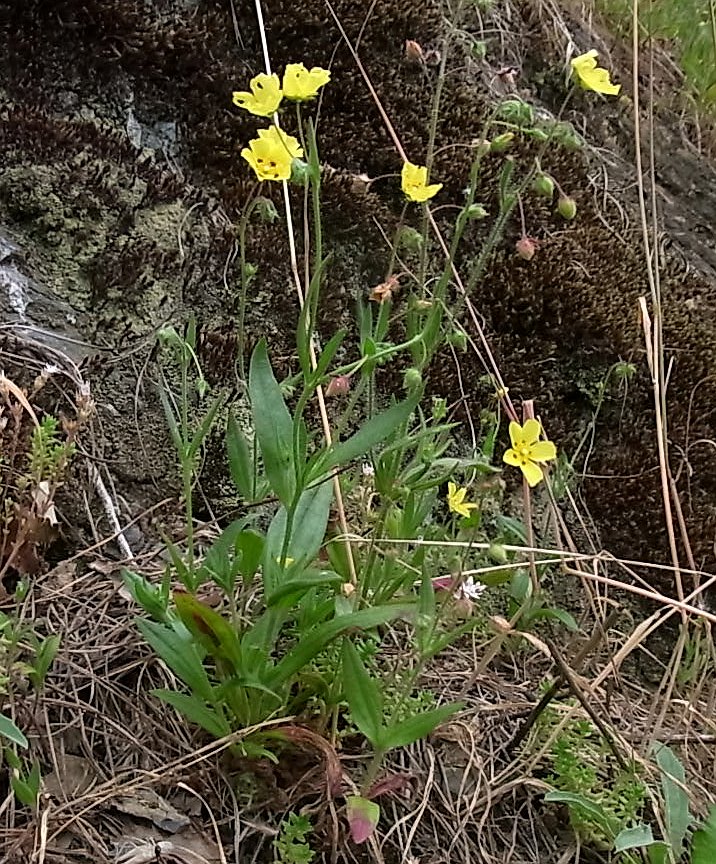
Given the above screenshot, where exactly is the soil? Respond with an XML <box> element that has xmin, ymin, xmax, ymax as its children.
<box><xmin>1</xmin><ymin>0</ymin><xmax>716</xmax><ymax>861</ymax></box>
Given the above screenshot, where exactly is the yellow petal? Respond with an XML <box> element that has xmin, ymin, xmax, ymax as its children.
<box><xmin>522</xmin><ymin>418</ymin><xmax>541</xmax><ymax>445</ymax></box>
<box><xmin>571</xmin><ymin>49</ymin><xmax>598</xmax><ymax>72</ymax></box>
<box><xmin>508</xmin><ymin>420</ymin><xmax>522</xmax><ymax>449</ymax></box>
<box><xmin>503</xmin><ymin>448</ymin><xmax>521</xmax><ymax>467</ymax></box>
<box><xmin>520</xmin><ymin>460</ymin><xmax>544</xmax><ymax>487</ymax></box>
<box><xmin>529</xmin><ymin>440</ymin><xmax>557</xmax><ymax>462</ymax></box>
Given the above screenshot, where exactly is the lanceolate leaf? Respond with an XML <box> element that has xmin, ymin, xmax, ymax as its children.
<box><xmin>0</xmin><ymin>713</ymin><xmax>28</xmax><ymax>748</ymax></box>
<box><xmin>378</xmin><ymin>703</ymin><xmax>462</xmax><ymax>751</ymax></box>
<box><xmin>249</xmin><ymin>340</ymin><xmax>295</xmax><ymax>506</ymax></box>
<box><xmin>226</xmin><ymin>412</ymin><xmax>255</xmax><ymax>501</ymax></box>
<box><xmin>692</xmin><ymin>805</ymin><xmax>716</xmax><ymax>864</ymax></box>
<box><xmin>309</xmin><ymin>396</ymin><xmax>418</xmax><ymax>482</ymax></box>
<box><xmin>137</xmin><ymin>618</ymin><xmax>214</xmax><ymax>703</ymax></box>
<box><xmin>341</xmin><ymin>640</ymin><xmax>383</xmax><ymax>746</ymax></box>
<box><xmin>654</xmin><ymin>743</ymin><xmax>690</xmax><ymax>858</ymax></box>
<box><xmin>267</xmin><ymin>605</ymin><xmax>413</xmax><ymax>689</ymax></box>
<box><xmin>153</xmin><ymin>689</ymin><xmax>231</xmax><ymax>738</ymax></box>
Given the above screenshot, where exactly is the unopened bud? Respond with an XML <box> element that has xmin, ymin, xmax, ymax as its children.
<box><xmin>532</xmin><ymin>173</ymin><xmax>555</xmax><ymax>200</ymax></box>
<box><xmin>488</xmin><ymin>543</ymin><xmax>508</xmax><ymax>564</ymax></box>
<box><xmin>398</xmin><ymin>226</ymin><xmax>423</xmax><ymax>252</ymax></box>
<box><xmin>466</xmin><ymin>203</ymin><xmax>488</xmax><ymax>220</ymax></box>
<box><xmin>557</xmin><ymin>195</ymin><xmax>577</xmax><ymax>220</ymax></box>
<box><xmin>490</xmin><ymin>132</ymin><xmax>514</xmax><ymax>152</ymax></box>
<box><xmin>515</xmin><ymin>236</ymin><xmax>538</xmax><ymax>261</ymax></box>
<box><xmin>325</xmin><ymin>375</ymin><xmax>351</xmax><ymax>397</ymax></box>
<box><xmin>405</xmin><ymin>40</ymin><xmax>423</xmax><ymax>63</ymax></box>
<box><xmin>255</xmin><ymin>196</ymin><xmax>279</xmax><ymax>223</ymax></box>
<box><xmin>403</xmin><ymin>367</ymin><xmax>423</xmax><ymax>392</ymax></box>
<box><xmin>289</xmin><ymin>158</ymin><xmax>310</xmax><ymax>186</ymax></box>
<box><xmin>449</xmin><ymin>330</ymin><xmax>467</xmax><ymax>351</ymax></box>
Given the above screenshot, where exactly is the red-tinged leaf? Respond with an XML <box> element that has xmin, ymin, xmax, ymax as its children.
<box><xmin>346</xmin><ymin>796</ymin><xmax>380</xmax><ymax>845</ymax></box>
<box><xmin>366</xmin><ymin>773</ymin><xmax>413</xmax><ymax>799</ymax></box>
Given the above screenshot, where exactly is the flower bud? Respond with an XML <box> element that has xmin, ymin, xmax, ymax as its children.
<box><xmin>289</xmin><ymin>158</ymin><xmax>310</xmax><ymax>186</ymax></box>
<box><xmin>532</xmin><ymin>173</ymin><xmax>555</xmax><ymax>200</ymax></box>
<box><xmin>397</xmin><ymin>226</ymin><xmax>423</xmax><ymax>252</ymax></box>
<box><xmin>488</xmin><ymin>543</ymin><xmax>508</xmax><ymax>564</ymax></box>
<box><xmin>403</xmin><ymin>367</ymin><xmax>423</xmax><ymax>393</ymax></box>
<box><xmin>490</xmin><ymin>132</ymin><xmax>514</xmax><ymax>152</ymax></box>
<box><xmin>255</xmin><ymin>196</ymin><xmax>279</xmax><ymax>223</ymax></box>
<box><xmin>325</xmin><ymin>375</ymin><xmax>351</xmax><ymax>397</ymax></box>
<box><xmin>515</xmin><ymin>236</ymin><xmax>537</xmax><ymax>260</ymax></box>
<box><xmin>557</xmin><ymin>195</ymin><xmax>577</xmax><ymax>220</ymax></box>
<box><xmin>242</xmin><ymin>262</ymin><xmax>258</xmax><ymax>281</ymax></box>
<box><xmin>405</xmin><ymin>40</ymin><xmax>423</xmax><ymax>63</ymax></box>
<box><xmin>449</xmin><ymin>330</ymin><xmax>467</xmax><ymax>351</ymax></box>
<box><xmin>466</xmin><ymin>203</ymin><xmax>488</xmax><ymax>219</ymax></box>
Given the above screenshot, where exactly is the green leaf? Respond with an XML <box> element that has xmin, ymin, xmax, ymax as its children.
<box><xmin>152</xmin><ymin>689</ymin><xmax>231</xmax><ymax>738</ymax></box>
<box><xmin>544</xmin><ymin>791</ymin><xmax>617</xmax><ymax>839</ymax></box>
<box><xmin>123</xmin><ymin>567</ymin><xmax>170</xmax><ymax>621</ymax></box>
<box><xmin>613</xmin><ymin>824</ymin><xmax>657</xmax><ymax>852</ymax></box>
<box><xmin>249</xmin><ymin>339</ymin><xmax>295</xmax><ymax>506</ymax></box>
<box><xmin>263</xmin><ymin>480</ymin><xmax>333</xmax><ymax>595</ymax></box>
<box><xmin>312</xmin><ymin>329</ymin><xmax>346</xmax><ymax>382</ymax></box>
<box><xmin>692</xmin><ymin>805</ymin><xmax>716</xmax><ymax>864</ymax></box>
<box><xmin>11</xmin><ymin>761</ymin><xmax>40</xmax><ymax>807</ymax></box>
<box><xmin>266</xmin><ymin>569</ymin><xmax>344</xmax><ymax>607</ymax></box>
<box><xmin>654</xmin><ymin>743</ymin><xmax>690</xmax><ymax>857</ymax></box>
<box><xmin>529</xmin><ymin>606</ymin><xmax>578</xmax><ymax>631</ymax></box>
<box><xmin>137</xmin><ymin>618</ymin><xmax>215</xmax><ymax>703</ymax></box>
<box><xmin>0</xmin><ymin>713</ymin><xmax>28</xmax><ymax>748</ymax></box>
<box><xmin>310</xmin><ymin>396</ymin><xmax>418</xmax><ymax>482</ymax></box>
<box><xmin>29</xmin><ymin>633</ymin><xmax>61</xmax><ymax>690</ymax></box>
<box><xmin>341</xmin><ymin>640</ymin><xmax>383</xmax><ymax>746</ymax></box>
<box><xmin>227</xmin><ymin>412</ymin><xmax>255</xmax><ymax>501</ymax></box>
<box><xmin>378</xmin><ymin>703</ymin><xmax>462</xmax><ymax>751</ymax></box>
<box><xmin>188</xmin><ymin>392</ymin><xmax>226</xmax><ymax>460</ymax></box>
<box><xmin>268</xmin><ymin>604</ymin><xmax>414</xmax><ymax>689</ymax></box>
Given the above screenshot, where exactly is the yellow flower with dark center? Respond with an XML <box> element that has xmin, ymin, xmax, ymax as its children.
<box><xmin>232</xmin><ymin>73</ymin><xmax>283</xmax><ymax>116</ymax></box>
<box><xmin>446</xmin><ymin>482</ymin><xmax>478</xmax><ymax>518</ymax></box>
<box><xmin>241</xmin><ymin>126</ymin><xmax>303</xmax><ymax>182</ymax></box>
<box><xmin>401</xmin><ymin>162</ymin><xmax>443</xmax><ymax>203</ymax></box>
<box><xmin>283</xmin><ymin>63</ymin><xmax>331</xmax><ymax>101</ymax></box>
<box><xmin>503</xmin><ymin>419</ymin><xmax>557</xmax><ymax>488</ymax></box>
<box><xmin>570</xmin><ymin>50</ymin><xmax>621</xmax><ymax>95</ymax></box>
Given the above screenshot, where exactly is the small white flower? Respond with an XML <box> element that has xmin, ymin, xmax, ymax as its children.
<box><xmin>461</xmin><ymin>577</ymin><xmax>486</xmax><ymax>601</ymax></box>
<box><xmin>362</xmin><ymin>462</ymin><xmax>375</xmax><ymax>477</ymax></box>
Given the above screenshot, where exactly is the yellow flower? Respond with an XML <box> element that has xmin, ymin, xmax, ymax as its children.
<box><xmin>447</xmin><ymin>482</ymin><xmax>478</xmax><ymax>518</ymax></box>
<box><xmin>570</xmin><ymin>50</ymin><xmax>621</xmax><ymax>95</ymax></box>
<box><xmin>503</xmin><ymin>419</ymin><xmax>557</xmax><ymax>488</ymax></box>
<box><xmin>232</xmin><ymin>73</ymin><xmax>283</xmax><ymax>116</ymax></box>
<box><xmin>401</xmin><ymin>162</ymin><xmax>443</xmax><ymax>203</ymax></box>
<box><xmin>283</xmin><ymin>63</ymin><xmax>331</xmax><ymax>101</ymax></box>
<box><xmin>241</xmin><ymin>126</ymin><xmax>304</xmax><ymax>182</ymax></box>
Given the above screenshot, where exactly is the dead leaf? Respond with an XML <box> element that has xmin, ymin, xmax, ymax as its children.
<box><xmin>44</xmin><ymin>754</ymin><xmax>98</xmax><ymax>800</ymax></box>
<box><xmin>113</xmin><ymin>787</ymin><xmax>190</xmax><ymax>833</ymax></box>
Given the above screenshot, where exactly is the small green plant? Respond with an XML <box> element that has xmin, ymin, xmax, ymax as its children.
<box><xmin>0</xmin><ymin>604</ymin><xmax>61</xmax><ymax>806</ymax></box>
<box><xmin>538</xmin><ymin>705</ymin><xmax>647</xmax><ymax>853</ymax></box>
<box><xmin>274</xmin><ymin>813</ymin><xmax>315</xmax><ymax>864</ymax></box>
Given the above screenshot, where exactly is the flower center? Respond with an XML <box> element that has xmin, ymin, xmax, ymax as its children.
<box><xmin>517</xmin><ymin>443</ymin><xmax>532</xmax><ymax>462</ymax></box>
